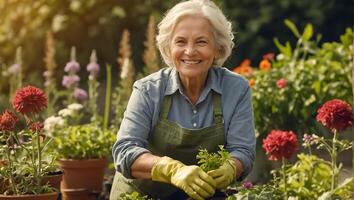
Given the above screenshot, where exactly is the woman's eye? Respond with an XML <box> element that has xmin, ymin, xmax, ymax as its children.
<box><xmin>197</xmin><ymin>40</ymin><xmax>207</xmax><ymax>44</ymax></box>
<box><xmin>175</xmin><ymin>40</ymin><xmax>185</xmax><ymax>44</ymax></box>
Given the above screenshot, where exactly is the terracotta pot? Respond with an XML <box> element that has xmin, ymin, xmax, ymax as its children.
<box><xmin>42</xmin><ymin>171</ymin><xmax>63</xmax><ymax>191</ymax></box>
<box><xmin>59</xmin><ymin>158</ymin><xmax>106</xmax><ymax>200</ymax></box>
<box><xmin>0</xmin><ymin>192</ymin><xmax>58</xmax><ymax>200</ymax></box>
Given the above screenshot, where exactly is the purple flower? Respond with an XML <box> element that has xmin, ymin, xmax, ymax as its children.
<box><xmin>62</xmin><ymin>75</ymin><xmax>80</xmax><ymax>88</ymax></box>
<box><xmin>242</xmin><ymin>181</ymin><xmax>253</xmax><ymax>189</ymax></box>
<box><xmin>73</xmin><ymin>87</ymin><xmax>88</xmax><ymax>101</ymax></box>
<box><xmin>64</xmin><ymin>60</ymin><xmax>80</xmax><ymax>73</ymax></box>
<box><xmin>86</xmin><ymin>62</ymin><xmax>100</xmax><ymax>76</ymax></box>
<box><xmin>8</xmin><ymin>64</ymin><xmax>20</xmax><ymax>74</ymax></box>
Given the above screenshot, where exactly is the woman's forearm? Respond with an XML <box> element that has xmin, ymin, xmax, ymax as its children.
<box><xmin>231</xmin><ymin>157</ymin><xmax>244</xmax><ymax>178</ymax></box>
<box><xmin>131</xmin><ymin>152</ymin><xmax>161</xmax><ymax>179</ymax></box>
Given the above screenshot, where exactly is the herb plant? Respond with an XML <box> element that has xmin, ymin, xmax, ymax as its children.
<box><xmin>196</xmin><ymin>145</ymin><xmax>231</xmax><ymax>172</ymax></box>
<box><xmin>120</xmin><ymin>192</ymin><xmax>152</xmax><ymax>200</ymax></box>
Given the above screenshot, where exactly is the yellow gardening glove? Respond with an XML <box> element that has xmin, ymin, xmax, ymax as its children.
<box><xmin>151</xmin><ymin>156</ymin><xmax>216</xmax><ymax>200</ymax></box>
<box><xmin>207</xmin><ymin>160</ymin><xmax>236</xmax><ymax>189</ymax></box>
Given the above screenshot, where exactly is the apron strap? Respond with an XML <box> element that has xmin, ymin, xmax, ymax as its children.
<box><xmin>160</xmin><ymin>92</ymin><xmax>223</xmax><ymax>124</ymax></box>
<box><xmin>161</xmin><ymin>95</ymin><xmax>172</xmax><ymax>119</ymax></box>
<box><xmin>213</xmin><ymin>92</ymin><xmax>223</xmax><ymax>124</ymax></box>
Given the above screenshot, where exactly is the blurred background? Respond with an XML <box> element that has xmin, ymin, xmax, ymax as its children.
<box><xmin>0</xmin><ymin>0</ymin><xmax>352</xmax><ymax>88</ymax></box>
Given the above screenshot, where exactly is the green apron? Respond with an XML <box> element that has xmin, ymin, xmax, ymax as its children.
<box><xmin>110</xmin><ymin>92</ymin><xmax>225</xmax><ymax>200</ymax></box>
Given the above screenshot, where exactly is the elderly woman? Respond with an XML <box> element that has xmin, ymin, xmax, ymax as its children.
<box><xmin>110</xmin><ymin>0</ymin><xmax>256</xmax><ymax>199</ymax></box>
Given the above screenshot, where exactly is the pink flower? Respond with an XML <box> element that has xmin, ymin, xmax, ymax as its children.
<box><xmin>74</xmin><ymin>88</ymin><xmax>88</xmax><ymax>101</ymax></box>
<box><xmin>262</xmin><ymin>53</ymin><xmax>275</xmax><ymax>60</ymax></box>
<box><xmin>64</xmin><ymin>60</ymin><xmax>80</xmax><ymax>73</ymax></box>
<box><xmin>12</xmin><ymin>86</ymin><xmax>48</xmax><ymax>115</ymax></box>
<box><xmin>62</xmin><ymin>75</ymin><xmax>80</xmax><ymax>88</ymax></box>
<box><xmin>276</xmin><ymin>79</ymin><xmax>288</xmax><ymax>89</ymax></box>
<box><xmin>0</xmin><ymin>110</ymin><xmax>18</xmax><ymax>131</ymax></box>
<box><xmin>86</xmin><ymin>62</ymin><xmax>100</xmax><ymax>76</ymax></box>
<box><xmin>316</xmin><ymin>99</ymin><xmax>353</xmax><ymax>132</ymax></box>
<box><xmin>242</xmin><ymin>181</ymin><xmax>253</xmax><ymax>189</ymax></box>
<box><xmin>8</xmin><ymin>64</ymin><xmax>20</xmax><ymax>74</ymax></box>
<box><xmin>262</xmin><ymin>130</ymin><xmax>298</xmax><ymax>161</ymax></box>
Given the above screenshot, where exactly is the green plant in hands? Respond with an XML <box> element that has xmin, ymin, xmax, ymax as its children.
<box><xmin>120</xmin><ymin>192</ymin><xmax>152</xmax><ymax>200</ymax></box>
<box><xmin>196</xmin><ymin>145</ymin><xmax>231</xmax><ymax>172</ymax></box>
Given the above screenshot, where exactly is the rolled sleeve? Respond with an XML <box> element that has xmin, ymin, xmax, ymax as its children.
<box><xmin>226</xmin><ymin>84</ymin><xmax>256</xmax><ymax>180</ymax></box>
<box><xmin>112</xmin><ymin>83</ymin><xmax>153</xmax><ymax>178</ymax></box>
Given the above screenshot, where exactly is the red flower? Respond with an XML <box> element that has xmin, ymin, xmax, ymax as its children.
<box><xmin>276</xmin><ymin>78</ymin><xmax>288</xmax><ymax>89</ymax></box>
<box><xmin>12</xmin><ymin>86</ymin><xmax>48</xmax><ymax>115</ymax></box>
<box><xmin>262</xmin><ymin>130</ymin><xmax>298</xmax><ymax>161</ymax></box>
<box><xmin>316</xmin><ymin>99</ymin><xmax>353</xmax><ymax>132</ymax></box>
<box><xmin>0</xmin><ymin>110</ymin><xmax>18</xmax><ymax>131</ymax></box>
<box><xmin>29</xmin><ymin>122</ymin><xmax>44</xmax><ymax>132</ymax></box>
<box><xmin>262</xmin><ymin>53</ymin><xmax>275</xmax><ymax>60</ymax></box>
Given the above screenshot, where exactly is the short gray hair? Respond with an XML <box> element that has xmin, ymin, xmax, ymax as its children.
<box><xmin>156</xmin><ymin>0</ymin><xmax>234</xmax><ymax>67</ymax></box>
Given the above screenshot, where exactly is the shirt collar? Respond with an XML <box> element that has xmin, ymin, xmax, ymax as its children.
<box><xmin>165</xmin><ymin>67</ymin><xmax>222</xmax><ymax>96</ymax></box>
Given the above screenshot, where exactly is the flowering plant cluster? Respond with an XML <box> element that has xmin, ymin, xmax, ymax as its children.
<box><xmin>0</xmin><ymin>85</ymin><xmax>57</xmax><ymax>195</ymax></box>
<box><xmin>229</xmin><ymin>98</ymin><xmax>353</xmax><ymax>199</ymax></box>
<box><xmin>61</xmin><ymin>47</ymin><xmax>88</xmax><ymax>105</ymax></box>
<box><xmin>234</xmin><ymin>21</ymin><xmax>353</xmax><ymax>136</ymax></box>
<box><xmin>44</xmin><ymin>103</ymin><xmax>116</xmax><ymax>159</ymax></box>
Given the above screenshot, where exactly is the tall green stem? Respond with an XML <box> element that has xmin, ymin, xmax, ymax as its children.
<box><xmin>6</xmin><ymin>139</ymin><xmax>18</xmax><ymax>194</ymax></box>
<box><xmin>36</xmin><ymin>130</ymin><xmax>42</xmax><ymax>191</ymax></box>
<box><xmin>282</xmin><ymin>158</ymin><xmax>288</xmax><ymax>200</ymax></box>
<box><xmin>331</xmin><ymin>130</ymin><xmax>338</xmax><ymax>191</ymax></box>
<box><xmin>103</xmin><ymin>64</ymin><xmax>112</xmax><ymax>130</ymax></box>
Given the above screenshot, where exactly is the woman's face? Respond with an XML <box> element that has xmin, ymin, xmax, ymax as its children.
<box><xmin>170</xmin><ymin>15</ymin><xmax>218</xmax><ymax>80</ymax></box>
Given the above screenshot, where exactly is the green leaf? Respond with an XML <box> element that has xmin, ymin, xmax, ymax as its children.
<box><xmin>304</xmin><ymin>94</ymin><xmax>316</xmax><ymax>106</ymax></box>
<box><xmin>284</xmin><ymin>19</ymin><xmax>301</xmax><ymax>38</ymax></box>
<box><xmin>311</xmin><ymin>81</ymin><xmax>321</xmax><ymax>95</ymax></box>
<box><xmin>273</xmin><ymin>38</ymin><xmax>292</xmax><ymax>57</ymax></box>
<box><xmin>302</xmin><ymin>23</ymin><xmax>313</xmax><ymax>41</ymax></box>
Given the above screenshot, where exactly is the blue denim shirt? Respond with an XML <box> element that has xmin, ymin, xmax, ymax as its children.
<box><xmin>112</xmin><ymin>67</ymin><xmax>256</xmax><ymax>180</ymax></box>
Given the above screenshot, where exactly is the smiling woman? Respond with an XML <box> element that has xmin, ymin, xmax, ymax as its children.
<box><xmin>110</xmin><ymin>0</ymin><xmax>256</xmax><ymax>200</ymax></box>
<box><xmin>170</xmin><ymin>15</ymin><xmax>217</xmax><ymax>104</ymax></box>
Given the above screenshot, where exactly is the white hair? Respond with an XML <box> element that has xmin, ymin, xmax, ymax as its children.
<box><xmin>156</xmin><ymin>0</ymin><xmax>234</xmax><ymax>67</ymax></box>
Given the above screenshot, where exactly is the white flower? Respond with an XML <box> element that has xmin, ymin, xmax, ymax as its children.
<box><xmin>276</xmin><ymin>53</ymin><xmax>285</xmax><ymax>61</ymax></box>
<box><xmin>44</xmin><ymin>116</ymin><xmax>65</xmax><ymax>136</ymax></box>
<box><xmin>68</xmin><ymin>103</ymin><xmax>83</xmax><ymax>111</ymax></box>
<box><xmin>120</xmin><ymin>58</ymin><xmax>130</xmax><ymax>79</ymax></box>
<box><xmin>58</xmin><ymin>108</ymin><xmax>74</xmax><ymax>117</ymax></box>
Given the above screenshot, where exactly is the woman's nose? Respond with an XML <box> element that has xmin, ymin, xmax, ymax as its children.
<box><xmin>184</xmin><ymin>45</ymin><xmax>196</xmax><ymax>55</ymax></box>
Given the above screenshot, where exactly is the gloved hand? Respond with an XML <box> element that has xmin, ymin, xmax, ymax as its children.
<box><xmin>151</xmin><ymin>156</ymin><xmax>216</xmax><ymax>200</ymax></box>
<box><xmin>207</xmin><ymin>160</ymin><xmax>236</xmax><ymax>189</ymax></box>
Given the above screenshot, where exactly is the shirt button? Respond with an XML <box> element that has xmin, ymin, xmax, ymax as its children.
<box><xmin>193</xmin><ymin>110</ymin><xmax>197</xmax><ymax>114</ymax></box>
<box><xmin>193</xmin><ymin>123</ymin><xmax>197</xmax><ymax>127</ymax></box>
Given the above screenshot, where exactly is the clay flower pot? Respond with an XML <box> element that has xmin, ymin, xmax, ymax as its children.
<box><xmin>0</xmin><ymin>192</ymin><xmax>58</xmax><ymax>200</ymax></box>
<box><xmin>43</xmin><ymin>171</ymin><xmax>63</xmax><ymax>191</ymax></box>
<box><xmin>59</xmin><ymin>158</ymin><xmax>106</xmax><ymax>200</ymax></box>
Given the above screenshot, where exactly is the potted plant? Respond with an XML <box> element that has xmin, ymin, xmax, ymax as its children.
<box><xmin>45</xmin><ymin>103</ymin><xmax>116</xmax><ymax>200</ymax></box>
<box><xmin>0</xmin><ymin>85</ymin><xmax>59</xmax><ymax>199</ymax></box>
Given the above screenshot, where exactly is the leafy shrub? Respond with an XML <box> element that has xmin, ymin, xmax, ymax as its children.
<box><xmin>251</xmin><ymin>21</ymin><xmax>352</xmax><ymax>136</ymax></box>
